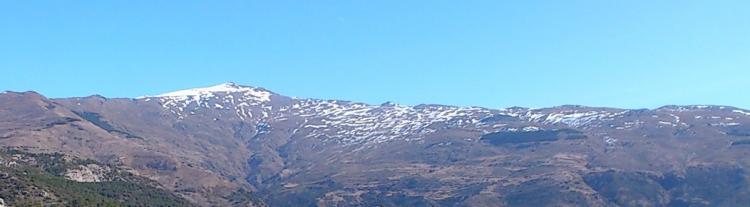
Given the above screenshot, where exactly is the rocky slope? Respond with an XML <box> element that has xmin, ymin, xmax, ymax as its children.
<box><xmin>2</xmin><ymin>83</ymin><xmax>750</xmax><ymax>206</ymax></box>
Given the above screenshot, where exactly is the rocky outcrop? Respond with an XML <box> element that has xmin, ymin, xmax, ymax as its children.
<box><xmin>64</xmin><ymin>164</ymin><xmax>110</xmax><ymax>182</ymax></box>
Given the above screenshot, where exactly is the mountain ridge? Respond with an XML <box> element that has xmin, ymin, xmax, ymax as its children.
<box><xmin>2</xmin><ymin>82</ymin><xmax>738</xmax><ymax>112</ymax></box>
<box><xmin>2</xmin><ymin>83</ymin><xmax>750</xmax><ymax>206</ymax></box>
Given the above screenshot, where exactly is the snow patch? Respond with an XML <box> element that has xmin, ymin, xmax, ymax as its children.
<box><xmin>522</xmin><ymin>126</ymin><xmax>540</xmax><ymax>131</ymax></box>
<box><xmin>522</xmin><ymin>110</ymin><xmax>627</xmax><ymax>128</ymax></box>
<box><xmin>604</xmin><ymin>136</ymin><xmax>617</xmax><ymax>145</ymax></box>
<box><xmin>733</xmin><ymin>110</ymin><xmax>750</xmax><ymax>116</ymax></box>
<box><xmin>711</xmin><ymin>122</ymin><xmax>741</xmax><ymax>127</ymax></box>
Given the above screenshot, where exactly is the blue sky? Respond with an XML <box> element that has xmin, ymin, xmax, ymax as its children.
<box><xmin>1</xmin><ymin>1</ymin><xmax>749</xmax><ymax>109</ymax></box>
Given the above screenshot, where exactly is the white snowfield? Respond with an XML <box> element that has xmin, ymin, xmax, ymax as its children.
<box><xmin>153</xmin><ymin>82</ymin><xmax>272</xmax><ymax>101</ymax></box>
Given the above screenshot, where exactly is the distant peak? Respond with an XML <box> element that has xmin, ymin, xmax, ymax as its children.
<box><xmin>152</xmin><ymin>83</ymin><xmax>249</xmax><ymax>97</ymax></box>
<box><xmin>656</xmin><ymin>105</ymin><xmax>730</xmax><ymax>111</ymax></box>
<box><xmin>140</xmin><ymin>82</ymin><xmax>272</xmax><ymax>102</ymax></box>
<box><xmin>0</xmin><ymin>90</ymin><xmax>48</xmax><ymax>100</ymax></box>
<box><xmin>1</xmin><ymin>90</ymin><xmax>43</xmax><ymax>96</ymax></box>
<box><xmin>380</xmin><ymin>101</ymin><xmax>396</xmax><ymax>107</ymax></box>
<box><xmin>219</xmin><ymin>82</ymin><xmax>240</xmax><ymax>88</ymax></box>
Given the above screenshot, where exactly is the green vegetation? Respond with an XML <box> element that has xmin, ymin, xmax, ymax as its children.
<box><xmin>0</xmin><ymin>149</ymin><xmax>195</xmax><ymax>207</ymax></box>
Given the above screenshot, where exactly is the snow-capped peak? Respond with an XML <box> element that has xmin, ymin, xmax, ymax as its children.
<box><xmin>153</xmin><ymin>82</ymin><xmax>259</xmax><ymax>97</ymax></box>
<box><xmin>142</xmin><ymin>83</ymin><xmax>274</xmax><ymax>118</ymax></box>
<box><xmin>141</xmin><ymin>82</ymin><xmax>272</xmax><ymax>102</ymax></box>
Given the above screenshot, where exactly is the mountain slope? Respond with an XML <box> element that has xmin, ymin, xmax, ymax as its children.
<box><xmin>2</xmin><ymin>83</ymin><xmax>750</xmax><ymax>206</ymax></box>
<box><xmin>0</xmin><ymin>149</ymin><xmax>194</xmax><ymax>206</ymax></box>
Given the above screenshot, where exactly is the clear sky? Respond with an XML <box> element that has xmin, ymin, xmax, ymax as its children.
<box><xmin>1</xmin><ymin>1</ymin><xmax>749</xmax><ymax>109</ymax></box>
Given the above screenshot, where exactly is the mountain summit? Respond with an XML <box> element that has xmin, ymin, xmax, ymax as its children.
<box><xmin>150</xmin><ymin>82</ymin><xmax>266</xmax><ymax>97</ymax></box>
<box><xmin>144</xmin><ymin>82</ymin><xmax>273</xmax><ymax>103</ymax></box>
<box><xmin>1</xmin><ymin>83</ymin><xmax>750</xmax><ymax>206</ymax></box>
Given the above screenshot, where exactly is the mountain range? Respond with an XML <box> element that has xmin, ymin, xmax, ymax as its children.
<box><xmin>2</xmin><ymin>82</ymin><xmax>750</xmax><ymax>206</ymax></box>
